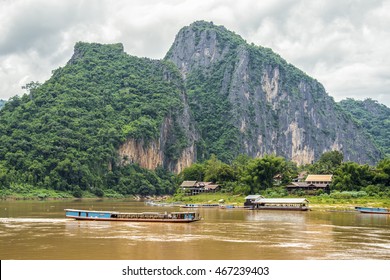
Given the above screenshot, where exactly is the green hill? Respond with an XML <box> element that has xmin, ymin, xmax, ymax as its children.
<box><xmin>0</xmin><ymin>42</ymin><xmax>195</xmax><ymax>196</ymax></box>
<box><xmin>339</xmin><ymin>98</ymin><xmax>390</xmax><ymax>157</ymax></box>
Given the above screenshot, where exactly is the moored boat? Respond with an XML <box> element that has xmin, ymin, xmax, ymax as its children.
<box><xmin>65</xmin><ymin>209</ymin><xmax>201</xmax><ymax>223</ymax></box>
<box><xmin>180</xmin><ymin>203</ymin><xmax>220</xmax><ymax>208</ymax></box>
<box><xmin>354</xmin><ymin>206</ymin><xmax>390</xmax><ymax>214</ymax></box>
<box><xmin>250</xmin><ymin>198</ymin><xmax>309</xmax><ymax>211</ymax></box>
<box><xmin>219</xmin><ymin>204</ymin><xmax>236</xmax><ymax>209</ymax></box>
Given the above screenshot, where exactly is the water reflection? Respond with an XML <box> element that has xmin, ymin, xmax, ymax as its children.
<box><xmin>0</xmin><ymin>200</ymin><xmax>389</xmax><ymax>260</ymax></box>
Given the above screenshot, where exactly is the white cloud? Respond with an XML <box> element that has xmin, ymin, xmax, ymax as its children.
<box><xmin>0</xmin><ymin>0</ymin><xmax>389</xmax><ymax>107</ymax></box>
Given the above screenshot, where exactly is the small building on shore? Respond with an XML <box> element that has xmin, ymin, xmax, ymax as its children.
<box><xmin>244</xmin><ymin>195</ymin><xmax>264</xmax><ymax>207</ymax></box>
<box><xmin>179</xmin><ymin>181</ymin><xmax>221</xmax><ymax>196</ymax></box>
<box><xmin>286</xmin><ymin>174</ymin><xmax>332</xmax><ymax>194</ymax></box>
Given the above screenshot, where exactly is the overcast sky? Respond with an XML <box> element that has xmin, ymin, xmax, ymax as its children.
<box><xmin>1</xmin><ymin>0</ymin><xmax>389</xmax><ymax>107</ymax></box>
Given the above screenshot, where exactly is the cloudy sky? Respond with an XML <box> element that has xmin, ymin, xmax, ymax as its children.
<box><xmin>1</xmin><ymin>0</ymin><xmax>389</xmax><ymax>106</ymax></box>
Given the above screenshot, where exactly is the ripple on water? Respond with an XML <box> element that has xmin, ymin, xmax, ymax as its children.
<box><xmin>91</xmin><ymin>233</ymin><xmax>205</xmax><ymax>242</ymax></box>
<box><xmin>274</xmin><ymin>242</ymin><xmax>313</xmax><ymax>249</ymax></box>
<box><xmin>0</xmin><ymin>218</ymin><xmax>66</xmax><ymax>224</ymax></box>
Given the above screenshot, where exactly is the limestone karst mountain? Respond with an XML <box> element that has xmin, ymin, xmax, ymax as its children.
<box><xmin>0</xmin><ymin>21</ymin><xmax>382</xmax><ymax>194</ymax></box>
<box><xmin>165</xmin><ymin>21</ymin><xmax>381</xmax><ymax>165</ymax></box>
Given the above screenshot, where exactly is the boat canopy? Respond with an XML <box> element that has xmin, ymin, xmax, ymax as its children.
<box><xmin>65</xmin><ymin>208</ymin><xmax>117</xmax><ymax>214</ymax></box>
<box><xmin>253</xmin><ymin>198</ymin><xmax>309</xmax><ymax>204</ymax></box>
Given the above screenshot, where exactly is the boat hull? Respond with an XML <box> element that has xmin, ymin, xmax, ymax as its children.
<box><xmin>251</xmin><ymin>206</ymin><xmax>309</xmax><ymax>211</ymax></box>
<box><xmin>355</xmin><ymin>207</ymin><xmax>390</xmax><ymax>214</ymax></box>
<box><xmin>65</xmin><ymin>209</ymin><xmax>201</xmax><ymax>223</ymax></box>
<box><xmin>66</xmin><ymin>216</ymin><xmax>198</xmax><ymax>223</ymax></box>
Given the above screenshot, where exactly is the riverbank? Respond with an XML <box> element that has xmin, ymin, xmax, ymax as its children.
<box><xmin>305</xmin><ymin>196</ymin><xmax>390</xmax><ymax>211</ymax></box>
<box><xmin>0</xmin><ymin>189</ymin><xmax>165</xmax><ymax>201</ymax></box>
<box><xmin>1</xmin><ymin>191</ymin><xmax>389</xmax><ymax>211</ymax></box>
<box><xmin>167</xmin><ymin>193</ymin><xmax>390</xmax><ymax>211</ymax></box>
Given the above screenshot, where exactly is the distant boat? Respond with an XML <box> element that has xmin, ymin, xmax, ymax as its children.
<box><xmin>180</xmin><ymin>203</ymin><xmax>220</xmax><ymax>208</ymax></box>
<box><xmin>354</xmin><ymin>206</ymin><xmax>390</xmax><ymax>214</ymax></box>
<box><xmin>65</xmin><ymin>209</ymin><xmax>201</xmax><ymax>223</ymax></box>
<box><xmin>219</xmin><ymin>204</ymin><xmax>247</xmax><ymax>209</ymax></box>
<box><xmin>219</xmin><ymin>204</ymin><xmax>236</xmax><ymax>209</ymax></box>
<box><xmin>144</xmin><ymin>201</ymin><xmax>182</xmax><ymax>207</ymax></box>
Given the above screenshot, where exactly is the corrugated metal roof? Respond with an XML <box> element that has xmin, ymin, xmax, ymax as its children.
<box><xmin>254</xmin><ymin>198</ymin><xmax>309</xmax><ymax>204</ymax></box>
<box><xmin>305</xmin><ymin>174</ymin><xmax>333</xmax><ymax>182</ymax></box>
<box><xmin>245</xmin><ymin>195</ymin><xmax>263</xmax><ymax>199</ymax></box>
<box><xmin>204</xmin><ymin>185</ymin><xmax>220</xmax><ymax>190</ymax></box>
<box><xmin>180</xmin><ymin>181</ymin><xmax>197</xmax><ymax>187</ymax></box>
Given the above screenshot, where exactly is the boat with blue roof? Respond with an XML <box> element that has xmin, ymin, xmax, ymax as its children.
<box><xmin>65</xmin><ymin>209</ymin><xmax>201</xmax><ymax>223</ymax></box>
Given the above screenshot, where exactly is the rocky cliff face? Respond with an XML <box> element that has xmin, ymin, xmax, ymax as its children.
<box><xmin>165</xmin><ymin>21</ymin><xmax>381</xmax><ymax>165</ymax></box>
<box><xmin>65</xmin><ymin>42</ymin><xmax>199</xmax><ymax>174</ymax></box>
<box><xmin>118</xmin><ymin>101</ymin><xmax>199</xmax><ymax>173</ymax></box>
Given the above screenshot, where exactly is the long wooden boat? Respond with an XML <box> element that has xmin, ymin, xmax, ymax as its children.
<box><xmin>250</xmin><ymin>198</ymin><xmax>309</xmax><ymax>211</ymax></box>
<box><xmin>355</xmin><ymin>206</ymin><xmax>390</xmax><ymax>214</ymax></box>
<box><xmin>65</xmin><ymin>209</ymin><xmax>201</xmax><ymax>223</ymax></box>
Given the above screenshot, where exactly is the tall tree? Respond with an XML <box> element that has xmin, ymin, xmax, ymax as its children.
<box><xmin>310</xmin><ymin>150</ymin><xmax>343</xmax><ymax>174</ymax></box>
<box><xmin>374</xmin><ymin>158</ymin><xmax>390</xmax><ymax>186</ymax></box>
<box><xmin>332</xmin><ymin>162</ymin><xmax>375</xmax><ymax>191</ymax></box>
<box><xmin>241</xmin><ymin>154</ymin><xmax>290</xmax><ymax>193</ymax></box>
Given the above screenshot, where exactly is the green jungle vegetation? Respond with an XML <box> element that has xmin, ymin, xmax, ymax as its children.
<box><xmin>339</xmin><ymin>98</ymin><xmax>390</xmax><ymax>157</ymax></box>
<box><xmin>0</xmin><ymin>42</ymin><xmax>185</xmax><ymax>198</ymax></box>
<box><xmin>170</xmin><ymin>151</ymin><xmax>390</xmax><ymax>208</ymax></box>
<box><xmin>176</xmin><ymin>151</ymin><xmax>390</xmax><ymax>200</ymax></box>
<box><xmin>2</xmin><ymin>150</ymin><xmax>389</xmax><ymax>202</ymax></box>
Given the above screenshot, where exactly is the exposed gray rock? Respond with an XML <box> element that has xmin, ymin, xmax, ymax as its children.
<box><xmin>166</xmin><ymin>21</ymin><xmax>382</xmax><ymax>165</ymax></box>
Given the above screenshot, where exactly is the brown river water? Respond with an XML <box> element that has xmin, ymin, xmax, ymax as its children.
<box><xmin>0</xmin><ymin>199</ymin><xmax>389</xmax><ymax>260</ymax></box>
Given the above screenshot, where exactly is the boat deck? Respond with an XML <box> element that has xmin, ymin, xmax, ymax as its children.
<box><xmin>65</xmin><ymin>209</ymin><xmax>201</xmax><ymax>223</ymax></box>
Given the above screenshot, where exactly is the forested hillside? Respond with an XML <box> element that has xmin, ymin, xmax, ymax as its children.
<box><xmin>339</xmin><ymin>98</ymin><xmax>390</xmax><ymax>157</ymax></box>
<box><xmin>0</xmin><ymin>42</ymin><xmax>196</xmax><ymax>196</ymax></box>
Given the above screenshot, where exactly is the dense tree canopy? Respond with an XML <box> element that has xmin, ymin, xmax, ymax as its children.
<box><xmin>309</xmin><ymin>150</ymin><xmax>343</xmax><ymax>174</ymax></box>
<box><xmin>0</xmin><ymin>43</ymin><xmax>186</xmax><ymax>196</ymax></box>
<box><xmin>181</xmin><ymin>154</ymin><xmax>298</xmax><ymax>195</ymax></box>
<box><xmin>179</xmin><ymin>152</ymin><xmax>389</xmax><ymax>197</ymax></box>
<box><xmin>339</xmin><ymin>98</ymin><xmax>390</xmax><ymax>157</ymax></box>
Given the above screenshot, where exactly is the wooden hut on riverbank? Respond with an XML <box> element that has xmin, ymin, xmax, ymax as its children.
<box><xmin>244</xmin><ymin>195</ymin><xmax>263</xmax><ymax>207</ymax></box>
<box><xmin>286</xmin><ymin>174</ymin><xmax>332</xmax><ymax>195</ymax></box>
<box><xmin>179</xmin><ymin>181</ymin><xmax>221</xmax><ymax>196</ymax></box>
